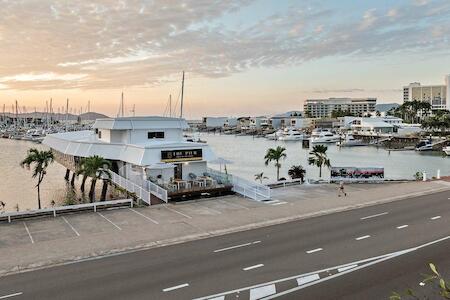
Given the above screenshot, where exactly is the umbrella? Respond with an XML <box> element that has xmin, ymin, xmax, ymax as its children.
<box><xmin>209</xmin><ymin>157</ymin><xmax>233</xmax><ymax>172</ymax></box>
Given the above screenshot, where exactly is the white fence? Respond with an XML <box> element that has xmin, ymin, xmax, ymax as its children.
<box><xmin>207</xmin><ymin>168</ymin><xmax>271</xmax><ymax>201</ymax></box>
<box><xmin>0</xmin><ymin>199</ymin><xmax>133</xmax><ymax>223</ymax></box>
<box><xmin>110</xmin><ymin>171</ymin><xmax>168</xmax><ymax>204</ymax></box>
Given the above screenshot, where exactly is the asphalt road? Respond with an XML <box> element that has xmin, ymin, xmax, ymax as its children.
<box><xmin>0</xmin><ymin>190</ymin><xmax>449</xmax><ymax>300</ymax></box>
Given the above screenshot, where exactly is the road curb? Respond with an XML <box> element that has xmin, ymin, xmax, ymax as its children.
<box><xmin>1</xmin><ymin>186</ymin><xmax>449</xmax><ymax>277</ymax></box>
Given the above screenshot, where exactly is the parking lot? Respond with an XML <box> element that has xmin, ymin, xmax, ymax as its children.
<box><xmin>0</xmin><ymin>195</ymin><xmax>267</xmax><ymax>249</ymax></box>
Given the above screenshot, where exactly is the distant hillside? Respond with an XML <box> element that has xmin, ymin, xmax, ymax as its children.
<box><xmin>375</xmin><ymin>103</ymin><xmax>400</xmax><ymax>113</ymax></box>
<box><xmin>3</xmin><ymin>111</ymin><xmax>109</xmax><ymax>121</ymax></box>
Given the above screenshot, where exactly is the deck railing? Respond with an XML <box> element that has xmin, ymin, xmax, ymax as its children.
<box><xmin>207</xmin><ymin>168</ymin><xmax>271</xmax><ymax>201</ymax></box>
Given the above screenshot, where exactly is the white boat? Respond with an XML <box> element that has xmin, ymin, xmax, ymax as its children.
<box><xmin>336</xmin><ymin>134</ymin><xmax>367</xmax><ymax>147</ymax></box>
<box><xmin>415</xmin><ymin>139</ymin><xmax>433</xmax><ymax>151</ymax></box>
<box><xmin>443</xmin><ymin>146</ymin><xmax>450</xmax><ymax>156</ymax></box>
<box><xmin>278</xmin><ymin>129</ymin><xmax>306</xmax><ymax>141</ymax></box>
<box><xmin>265</xmin><ymin>129</ymin><xmax>284</xmax><ymax>140</ymax></box>
<box><xmin>310</xmin><ymin>130</ymin><xmax>341</xmax><ymax>144</ymax></box>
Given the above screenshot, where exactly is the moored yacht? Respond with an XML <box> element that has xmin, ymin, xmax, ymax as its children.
<box><xmin>415</xmin><ymin>139</ymin><xmax>433</xmax><ymax>151</ymax></box>
<box><xmin>443</xmin><ymin>146</ymin><xmax>450</xmax><ymax>156</ymax></box>
<box><xmin>336</xmin><ymin>134</ymin><xmax>367</xmax><ymax>147</ymax></box>
<box><xmin>310</xmin><ymin>129</ymin><xmax>341</xmax><ymax>144</ymax></box>
<box><xmin>278</xmin><ymin>128</ymin><xmax>306</xmax><ymax>141</ymax></box>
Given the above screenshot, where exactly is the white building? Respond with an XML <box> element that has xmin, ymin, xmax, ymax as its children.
<box><xmin>43</xmin><ymin>117</ymin><xmax>231</xmax><ymax>203</ymax></box>
<box><xmin>269</xmin><ymin>111</ymin><xmax>307</xmax><ymax>129</ymax></box>
<box><xmin>403</xmin><ymin>75</ymin><xmax>450</xmax><ymax>110</ymax></box>
<box><xmin>339</xmin><ymin>116</ymin><xmax>399</xmax><ymax>134</ymax></box>
<box><xmin>202</xmin><ymin>117</ymin><xmax>228</xmax><ymax>129</ymax></box>
<box><xmin>249</xmin><ymin>116</ymin><xmax>270</xmax><ymax>130</ymax></box>
<box><xmin>304</xmin><ymin>98</ymin><xmax>377</xmax><ymax>118</ymax></box>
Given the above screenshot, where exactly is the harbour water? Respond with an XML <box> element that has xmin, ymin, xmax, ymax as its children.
<box><xmin>0</xmin><ymin>134</ymin><xmax>448</xmax><ymax>212</ymax></box>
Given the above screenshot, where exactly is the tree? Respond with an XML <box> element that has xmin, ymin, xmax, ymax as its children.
<box><xmin>308</xmin><ymin>145</ymin><xmax>331</xmax><ymax>178</ymax></box>
<box><xmin>82</xmin><ymin>156</ymin><xmax>111</xmax><ymax>202</ymax></box>
<box><xmin>254</xmin><ymin>172</ymin><xmax>268</xmax><ymax>184</ymax></box>
<box><xmin>264</xmin><ymin>146</ymin><xmax>287</xmax><ymax>181</ymax></box>
<box><xmin>331</xmin><ymin>109</ymin><xmax>354</xmax><ymax>118</ymax></box>
<box><xmin>76</xmin><ymin>158</ymin><xmax>89</xmax><ymax>193</ymax></box>
<box><xmin>288</xmin><ymin>165</ymin><xmax>306</xmax><ymax>182</ymax></box>
<box><xmin>20</xmin><ymin>148</ymin><xmax>54</xmax><ymax>209</ymax></box>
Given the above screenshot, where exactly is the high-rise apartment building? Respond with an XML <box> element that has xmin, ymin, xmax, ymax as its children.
<box><xmin>304</xmin><ymin>98</ymin><xmax>377</xmax><ymax>118</ymax></box>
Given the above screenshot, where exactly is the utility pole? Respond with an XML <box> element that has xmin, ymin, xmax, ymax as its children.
<box><xmin>180</xmin><ymin>71</ymin><xmax>185</xmax><ymax>119</ymax></box>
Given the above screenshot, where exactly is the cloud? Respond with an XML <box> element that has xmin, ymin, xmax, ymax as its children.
<box><xmin>0</xmin><ymin>0</ymin><xmax>448</xmax><ymax>90</ymax></box>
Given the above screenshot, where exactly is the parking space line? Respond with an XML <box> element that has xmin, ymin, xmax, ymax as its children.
<box><xmin>128</xmin><ymin>208</ymin><xmax>159</xmax><ymax>224</ymax></box>
<box><xmin>97</xmin><ymin>212</ymin><xmax>122</xmax><ymax>230</ymax></box>
<box><xmin>397</xmin><ymin>225</ymin><xmax>409</xmax><ymax>229</ymax></box>
<box><xmin>23</xmin><ymin>222</ymin><xmax>34</xmax><ymax>244</ymax></box>
<box><xmin>218</xmin><ymin>200</ymin><xmax>250</xmax><ymax>210</ymax></box>
<box><xmin>62</xmin><ymin>216</ymin><xmax>80</xmax><ymax>236</ymax></box>
<box><xmin>0</xmin><ymin>292</ymin><xmax>23</xmax><ymax>299</ymax></box>
<box><xmin>165</xmin><ymin>206</ymin><xmax>192</xmax><ymax>219</ymax></box>
<box><xmin>431</xmin><ymin>216</ymin><xmax>441</xmax><ymax>220</ymax></box>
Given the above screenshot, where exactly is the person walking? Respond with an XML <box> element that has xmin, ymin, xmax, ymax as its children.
<box><xmin>338</xmin><ymin>181</ymin><xmax>347</xmax><ymax>197</ymax></box>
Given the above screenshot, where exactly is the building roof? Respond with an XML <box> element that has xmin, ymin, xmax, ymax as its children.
<box><xmin>43</xmin><ymin>130</ymin><xmax>216</xmax><ymax>166</ymax></box>
<box><xmin>93</xmin><ymin>116</ymin><xmax>189</xmax><ymax>130</ymax></box>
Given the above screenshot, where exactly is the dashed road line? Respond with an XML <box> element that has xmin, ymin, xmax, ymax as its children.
<box><xmin>0</xmin><ymin>292</ymin><xmax>23</xmax><ymax>299</ymax></box>
<box><xmin>355</xmin><ymin>235</ymin><xmax>371</xmax><ymax>241</ymax></box>
<box><xmin>128</xmin><ymin>208</ymin><xmax>159</xmax><ymax>224</ymax></box>
<box><xmin>360</xmin><ymin>212</ymin><xmax>389</xmax><ymax>220</ymax></box>
<box><xmin>243</xmin><ymin>264</ymin><xmax>264</xmax><ymax>271</ymax></box>
<box><xmin>23</xmin><ymin>222</ymin><xmax>34</xmax><ymax>244</ymax></box>
<box><xmin>163</xmin><ymin>283</ymin><xmax>189</xmax><ymax>292</ymax></box>
<box><xmin>97</xmin><ymin>212</ymin><xmax>122</xmax><ymax>230</ymax></box>
<box><xmin>214</xmin><ymin>241</ymin><xmax>261</xmax><ymax>253</ymax></box>
<box><xmin>431</xmin><ymin>216</ymin><xmax>441</xmax><ymax>220</ymax></box>
<box><xmin>306</xmin><ymin>248</ymin><xmax>323</xmax><ymax>254</ymax></box>
<box><xmin>62</xmin><ymin>216</ymin><xmax>80</xmax><ymax>236</ymax></box>
<box><xmin>165</xmin><ymin>206</ymin><xmax>193</xmax><ymax>219</ymax></box>
<box><xmin>397</xmin><ymin>225</ymin><xmax>409</xmax><ymax>229</ymax></box>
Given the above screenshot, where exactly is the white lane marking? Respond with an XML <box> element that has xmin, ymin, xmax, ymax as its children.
<box><xmin>249</xmin><ymin>284</ymin><xmax>276</xmax><ymax>300</ymax></box>
<box><xmin>306</xmin><ymin>248</ymin><xmax>323</xmax><ymax>254</ymax></box>
<box><xmin>0</xmin><ymin>292</ymin><xmax>23</xmax><ymax>299</ymax></box>
<box><xmin>264</xmin><ymin>200</ymin><xmax>280</xmax><ymax>204</ymax></box>
<box><xmin>214</xmin><ymin>241</ymin><xmax>261</xmax><ymax>253</ymax></box>
<box><xmin>128</xmin><ymin>208</ymin><xmax>159</xmax><ymax>224</ymax></box>
<box><xmin>164</xmin><ymin>206</ymin><xmax>192</xmax><ymax>219</ymax></box>
<box><xmin>219</xmin><ymin>200</ymin><xmax>250</xmax><ymax>210</ymax></box>
<box><xmin>208</xmin><ymin>297</ymin><xmax>225</xmax><ymax>300</ymax></box>
<box><xmin>162</xmin><ymin>283</ymin><xmax>189</xmax><ymax>292</ymax></box>
<box><xmin>355</xmin><ymin>235</ymin><xmax>371</xmax><ymax>241</ymax></box>
<box><xmin>397</xmin><ymin>225</ymin><xmax>409</xmax><ymax>229</ymax></box>
<box><xmin>243</xmin><ymin>264</ymin><xmax>264</xmax><ymax>271</ymax></box>
<box><xmin>360</xmin><ymin>212</ymin><xmax>389</xmax><ymax>220</ymax></box>
<box><xmin>431</xmin><ymin>216</ymin><xmax>441</xmax><ymax>220</ymax></box>
<box><xmin>337</xmin><ymin>264</ymin><xmax>358</xmax><ymax>273</ymax></box>
<box><xmin>97</xmin><ymin>212</ymin><xmax>122</xmax><ymax>230</ymax></box>
<box><xmin>23</xmin><ymin>222</ymin><xmax>34</xmax><ymax>244</ymax></box>
<box><xmin>62</xmin><ymin>217</ymin><xmax>80</xmax><ymax>237</ymax></box>
<box><xmin>297</xmin><ymin>274</ymin><xmax>320</xmax><ymax>285</ymax></box>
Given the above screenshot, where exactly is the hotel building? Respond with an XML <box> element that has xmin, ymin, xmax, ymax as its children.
<box><xmin>403</xmin><ymin>75</ymin><xmax>450</xmax><ymax>110</ymax></box>
<box><xmin>304</xmin><ymin>98</ymin><xmax>377</xmax><ymax>118</ymax></box>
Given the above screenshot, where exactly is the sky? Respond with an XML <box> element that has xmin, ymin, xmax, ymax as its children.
<box><xmin>0</xmin><ymin>0</ymin><xmax>449</xmax><ymax>119</ymax></box>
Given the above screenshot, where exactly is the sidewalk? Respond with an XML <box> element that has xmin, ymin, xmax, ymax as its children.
<box><xmin>1</xmin><ymin>180</ymin><xmax>449</xmax><ymax>276</ymax></box>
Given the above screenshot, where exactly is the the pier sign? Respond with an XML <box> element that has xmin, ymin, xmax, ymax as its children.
<box><xmin>161</xmin><ymin>149</ymin><xmax>203</xmax><ymax>162</ymax></box>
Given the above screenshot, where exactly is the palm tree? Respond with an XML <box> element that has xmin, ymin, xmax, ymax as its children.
<box><xmin>308</xmin><ymin>145</ymin><xmax>331</xmax><ymax>178</ymax></box>
<box><xmin>264</xmin><ymin>146</ymin><xmax>287</xmax><ymax>181</ymax></box>
<box><xmin>254</xmin><ymin>172</ymin><xmax>268</xmax><ymax>184</ymax></box>
<box><xmin>76</xmin><ymin>158</ymin><xmax>89</xmax><ymax>193</ymax></box>
<box><xmin>82</xmin><ymin>156</ymin><xmax>111</xmax><ymax>202</ymax></box>
<box><xmin>20</xmin><ymin>148</ymin><xmax>54</xmax><ymax>209</ymax></box>
<box><xmin>288</xmin><ymin>165</ymin><xmax>306</xmax><ymax>182</ymax></box>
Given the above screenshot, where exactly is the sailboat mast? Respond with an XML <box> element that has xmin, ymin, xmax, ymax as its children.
<box><xmin>169</xmin><ymin>94</ymin><xmax>172</xmax><ymax>117</ymax></box>
<box><xmin>180</xmin><ymin>71</ymin><xmax>184</xmax><ymax>119</ymax></box>
<box><xmin>65</xmin><ymin>98</ymin><xmax>69</xmax><ymax>131</ymax></box>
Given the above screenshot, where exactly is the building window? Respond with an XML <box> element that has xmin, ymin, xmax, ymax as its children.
<box><xmin>148</xmin><ymin>131</ymin><xmax>165</xmax><ymax>139</ymax></box>
<box><xmin>98</xmin><ymin>130</ymin><xmax>102</xmax><ymax>139</ymax></box>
